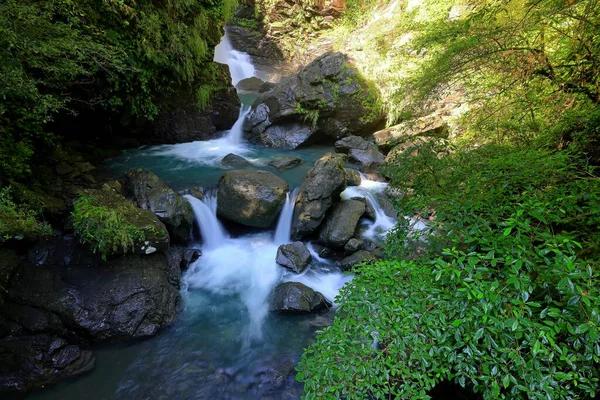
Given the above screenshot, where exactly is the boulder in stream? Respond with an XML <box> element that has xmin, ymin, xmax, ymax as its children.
<box><xmin>217</xmin><ymin>170</ymin><xmax>289</xmax><ymax>228</ymax></box>
<box><xmin>276</xmin><ymin>242</ymin><xmax>312</xmax><ymax>274</ymax></box>
<box><xmin>269</xmin><ymin>282</ymin><xmax>331</xmax><ymax>313</ymax></box>
<box><xmin>124</xmin><ymin>168</ymin><xmax>194</xmax><ymax>244</ymax></box>
<box><xmin>339</xmin><ymin>250</ymin><xmax>377</xmax><ymax>271</ymax></box>
<box><xmin>318</xmin><ymin>199</ymin><xmax>366</xmax><ymax>248</ymax></box>
<box><xmin>344</xmin><ymin>168</ymin><xmax>362</xmax><ymax>186</ymax></box>
<box><xmin>335</xmin><ymin>135</ymin><xmax>385</xmax><ymax>173</ymax></box>
<box><xmin>221</xmin><ymin>153</ymin><xmax>251</xmax><ymax>168</ymax></box>
<box><xmin>268</xmin><ymin>156</ymin><xmax>302</xmax><ymax>170</ymax></box>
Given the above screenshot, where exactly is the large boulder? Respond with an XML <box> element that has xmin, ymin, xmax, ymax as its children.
<box><xmin>292</xmin><ymin>153</ymin><xmax>347</xmax><ymax>239</ymax></box>
<box><xmin>124</xmin><ymin>169</ymin><xmax>194</xmax><ymax>244</ymax></box>
<box><xmin>0</xmin><ymin>335</ymin><xmax>95</xmax><ymax>393</ymax></box>
<box><xmin>76</xmin><ymin>186</ymin><xmax>170</xmax><ymax>256</ymax></box>
<box><xmin>339</xmin><ymin>250</ymin><xmax>377</xmax><ymax>271</ymax></box>
<box><xmin>268</xmin><ymin>156</ymin><xmax>303</xmax><ymax>170</ymax></box>
<box><xmin>374</xmin><ymin>114</ymin><xmax>449</xmax><ymax>154</ymax></box>
<box><xmin>344</xmin><ymin>168</ymin><xmax>363</xmax><ymax>186</ymax></box>
<box><xmin>221</xmin><ymin>153</ymin><xmax>251</xmax><ymax>168</ymax></box>
<box><xmin>335</xmin><ymin>135</ymin><xmax>385</xmax><ymax>173</ymax></box>
<box><xmin>4</xmin><ymin>236</ymin><xmax>181</xmax><ymax>342</ymax></box>
<box><xmin>318</xmin><ymin>200</ymin><xmax>366</xmax><ymax>248</ymax></box>
<box><xmin>276</xmin><ymin>242</ymin><xmax>312</xmax><ymax>273</ymax></box>
<box><xmin>217</xmin><ymin>170</ymin><xmax>289</xmax><ymax>228</ymax></box>
<box><xmin>243</xmin><ymin>52</ymin><xmax>384</xmax><ymax>149</ymax></box>
<box><xmin>269</xmin><ymin>282</ymin><xmax>331</xmax><ymax>313</ymax></box>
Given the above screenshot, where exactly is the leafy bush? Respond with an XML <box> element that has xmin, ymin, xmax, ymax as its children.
<box><xmin>72</xmin><ymin>194</ymin><xmax>145</xmax><ymax>259</ymax></box>
<box><xmin>0</xmin><ymin>186</ymin><xmax>52</xmax><ymax>241</ymax></box>
<box><xmin>297</xmin><ymin>143</ymin><xmax>600</xmax><ymax>399</ymax></box>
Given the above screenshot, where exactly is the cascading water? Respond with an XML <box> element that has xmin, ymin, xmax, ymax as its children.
<box><xmin>273</xmin><ymin>188</ymin><xmax>299</xmax><ymax>245</ymax></box>
<box><xmin>214</xmin><ymin>31</ymin><xmax>256</xmax><ymax>86</ymax></box>
<box><xmin>184</xmin><ymin>193</ymin><xmax>227</xmax><ymax>249</ymax></box>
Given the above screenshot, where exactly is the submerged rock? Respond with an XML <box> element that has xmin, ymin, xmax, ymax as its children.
<box><xmin>269</xmin><ymin>282</ymin><xmax>331</xmax><ymax>313</ymax></box>
<box><xmin>221</xmin><ymin>153</ymin><xmax>251</xmax><ymax>168</ymax></box>
<box><xmin>125</xmin><ymin>168</ymin><xmax>194</xmax><ymax>244</ymax></box>
<box><xmin>244</xmin><ymin>52</ymin><xmax>383</xmax><ymax>149</ymax></box>
<box><xmin>339</xmin><ymin>250</ymin><xmax>377</xmax><ymax>271</ymax></box>
<box><xmin>292</xmin><ymin>153</ymin><xmax>347</xmax><ymax>239</ymax></box>
<box><xmin>318</xmin><ymin>200</ymin><xmax>366</xmax><ymax>248</ymax></box>
<box><xmin>335</xmin><ymin>135</ymin><xmax>385</xmax><ymax>173</ymax></box>
<box><xmin>217</xmin><ymin>170</ymin><xmax>289</xmax><ymax>228</ymax></box>
<box><xmin>268</xmin><ymin>156</ymin><xmax>302</xmax><ymax>170</ymax></box>
<box><xmin>276</xmin><ymin>242</ymin><xmax>312</xmax><ymax>273</ymax></box>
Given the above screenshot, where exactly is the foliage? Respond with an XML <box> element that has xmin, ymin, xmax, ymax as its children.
<box><xmin>298</xmin><ymin>143</ymin><xmax>600</xmax><ymax>399</ymax></box>
<box><xmin>72</xmin><ymin>194</ymin><xmax>145</xmax><ymax>259</ymax></box>
<box><xmin>0</xmin><ymin>187</ymin><xmax>52</xmax><ymax>242</ymax></box>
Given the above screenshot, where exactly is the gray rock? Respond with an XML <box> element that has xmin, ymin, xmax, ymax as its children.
<box><xmin>124</xmin><ymin>168</ymin><xmax>194</xmax><ymax>244</ymax></box>
<box><xmin>335</xmin><ymin>135</ymin><xmax>385</xmax><ymax>173</ymax></box>
<box><xmin>217</xmin><ymin>170</ymin><xmax>289</xmax><ymax>228</ymax></box>
<box><xmin>243</xmin><ymin>52</ymin><xmax>383</xmax><ymax>149</ymax></box>
<box><xmin>344</xmin><ymin>238</ymin><xmax>363</xmax><ymax>255</ymax></box>
<box><xmin>269</xmin><ymin>282</ymin><xmax>331</xmax><ymax>313</ymax></box>
<box><xmin>344</xmin><ymin>168</ymin><xmax>362</xmax><ymax>186</ymax></box>
<box><xmin>318</xmin><ymin>200</ymin><xmax>366</xmax><ymax>248</ymax></box>
<box><xmin>268</xmin><ymin>156</ymin><xmax>303</xmax><ymax>170</ymax></box>
<box><xmin>339</xmin><ymin>250</ymin><xmax>377</xmax><ymax>271</ymax></box>
<box><xmin>166</xmin><ymin>247</ymin><xmax>201</xmax><ymax>271</ymax></box>
<box><xmin>188</xmin><ymin>187</ymin><xmax>205</xmax><ymax>201</ymax></box>
<box><xmin>221</xmin><ymin>153</ymin><xmax>251</xmax><ymax>168</ymax></box>
<box><xmin>236</xmin><ymin>77</ymin><xmax>267</xmax><ymax>92</ymax></box>
<box><xmin>0</xmin><ymin>249</ymin><xmax>20</xmax><ymax>305</ymax></box>
<box><xmin>292</xmin><ymin>153</ymin><xmax>347</xmax><ymax>239</ymax></box>
<box><xmin>276</xmin><ymin>242</ymin><xmax>312</xmax><ymax>273</ymax></box>
<box><xmin>0</xmin><ymin>335</ymin><xmax>95</xmax><ymax>393</ymax></box>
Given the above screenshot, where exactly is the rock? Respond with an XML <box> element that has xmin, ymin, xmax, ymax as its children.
<box><xmin>166</xmin><ymin>247</ymin><xmax>201</xmax><ymax>272</ymax></box>
<box><xmin>78</xmin><ymin>187</ymin><xmax>170</xmax><ymax>255</ymax></box>
<box><xmin>269</xmin><ymin>282</ymin><xmax>331</xmax><ymax>313</ymax></box>
<box><xmin>374</xmin><ymin>192</ymin><xmax>398</xmax><ymax>219</ymax></box>
<box><xmin>5</xmin><ymin>238</ymin><xmax>181</xmax><ymax>341</ymax></box>
<box><xmin>221</xmin><ymin>153</ymin><xmax>251</xmax><ymax>168</ymax></box>
<box><xmin>217</xmin><ymin>170</ymin><xmax>289</xmax><ymax>228</ymax></box>
<box><xmin>0</xmin><ymin>335</ymin><xmax>95</xmax><ymax>393</ymax></box>
<box><xmin>344</xmin><ymin>168</ymin><xmax>362</xmax><ymax>186</ymax></box>
<box><xmin>268</xmin><ymin>156</ymin><xmax>302</xmax><ymax>170</ymax></box>
<box><xmin>335</xmin><ymin>135</ymin><xmax>385</xmax><ymax>173</ymax></box>
<box><xmin>225</xmin><ymin>25</ymin><xmax>286</xmax><ymax>78</ymax></box>
<box><xmin>362</xmin><ymin>239</ymin><xmax>386</xmax><ymax>259</ymax></box>
<box><xmin>244</xmin><ymin>52</ymin><xmax>383</xmax><ymax>149</ymax></box>
<box><xmin>344</xmin><ymin>238</ymin><xmax>363</xmax><ymax>255</ymax></box>
<box><xmin>0</xmin><ymin>249</ymin><xmax>20</xmax><ymax>305</ymax></box>
<box><xmin>74</xmin><ymin>161</ymin><xmax>95</xmax><ymax>173</ymax></box>
<box><xmin>318</xmin><ymin>200</ymin><xmax>366</xmax><ymax>248</ymax></box>
<box><xmin>374</xmin><ymin>114</ymin><xmax>449</xmax><ymax>154</ymax></box>
<box><xmin>188</xmin><ymin>187</ymin><xmax>205</xmax><ymax>201</ymax></box>
<box><xmin>292</xmin><ymin>153</ymin><xmax>347</xmax><ymax>239</ymax></box>
<box><xmin>276</xmin><ymin>242</ymin><xmax>312</xmax><ymax>273</ymax></box>
<box><xmin>339</xmin><ymin>250</ymin><xmax>377</xmax><ymax>271</ymax></box>
<box><xmin>55</xmin><ymin>162</ymin><xmax>74</xmax><ymax>176</ymax></box>
<box><xmin>124</xmin><ymin>168</ymin><xmax>194</xmax><ymax>244</ymax></box>
<box><xmin>236</xmin><ymin>77</ymin><xmax>268</xmax><ymax>92</ymax></box>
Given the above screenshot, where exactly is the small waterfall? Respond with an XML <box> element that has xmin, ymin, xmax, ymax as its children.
<box><xmin>225</xmin><ymin>105</ymin><xmax>251</xmax><ymax>145</ymax></box>
<box><xmin>184</xmin><ymin>193</ymin><xmax>228</xmax><ymax>249</ymax></box>
<box><xmin>214</xmin><ymin>32</ymin><xmax>256</xmax><ymax>86</ymax></box>
<box><xmin>273</xmin><ymin>188</ymin><xmax>299</xmax><ymax>245</ymax></box>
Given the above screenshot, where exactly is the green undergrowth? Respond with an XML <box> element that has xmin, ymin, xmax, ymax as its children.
<box><xmin>0</xmin><ymin>186</ymin><xmax>52</xmax><ymax>242</ymax></box>
<box><xmin>297</xmin><ymin>142</ymin><xmax>600</xmax><ymax>399</ymax></box>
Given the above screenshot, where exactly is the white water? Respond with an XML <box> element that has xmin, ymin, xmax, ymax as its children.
<box><xmin>273</xmin><ymin>188</ymin><xmax>299</xmax><ymax>245</ymax></box>
<box><xmin>214</xmin><ymin>32</ymin><xmax>256</xmax><ymax>86</ymax></box>
<box><xmin>184</xmin><ymin>193</ymin><xmax>228</xmax><ymax>249</ymax></box>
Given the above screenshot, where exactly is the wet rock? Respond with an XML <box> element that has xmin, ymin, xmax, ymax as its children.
<box><xmin>166</xmin><ymin>247</ymin><xmax>201</xmax><ymax>272</ymax></box>
<box><xmin>188</xmin><ymin>187</ymin><xmax>205</xmax><ymax>201</ymax></box>
<box><xmin>344</xmin><ymin>168</ymin><xmax>362</xmax><ymax>186</ymax></box>
<box><xmin>269</xmin><ymin>282</ymin><xmax>331</xmax><ymax>313</ymax></box>
<box><xmin>268</xmin><ymin>156</ymin><xmax>302</xmax><ymax>170</ymax></box>
<box><xmin>244</xmin><ymin>52</ymin><xmax>383</xmax><ymax>149</ymax></box>
<box><xmin>217</xmin><ymin>170</ymin><xmax>289</xmax><ymax>228</ymax></box>
<box><xmin>292</xmin><ymin>153</ymin><xmax>347</xmax><ymax>239</ymax></box>
<box><xmin>78</xmin><ymin>187</ymin><xmax>170</xmax><ymax>255</ymax></box>
<box><xmin>318</xmin><ymin>200</ymin><xmax>366</xmax><ymax>248</ymax></box>
<box><xmin>221</xmin><ymin>153</ymin><xmax>251</xmax><ymax>168</ymax></box>
<box><xmin>344</xmin><ymin>238</ymin><xmax>363</xmax><ymax>255</ymax></box>
<box><xmin>55</xmin><ymin>162</ymin><xmax>74</xmax><ymax>176</ymax></box>
<box><xmin>362</xmin><ymin>239</ymin><xmax>386</xmax><ymax>259</ymax></box>
<box><xmin>339</xmin><ymin>250</ymin><xmax>377</xmax><ymax>271</ymax></box>
<box><xmin>125</xmin><ymin>168</ymin><xmax>194</xmax><ymax>244</ymax></box>
<box><xmin>276</xmin><ymin>242</ymin><xmax>312</xmax><ymax>273</ymax></box>
<box><xmin>236</xmin><ymin>77</ymin><xmax>267</xmax><ymax>92</ymax></box>
<box><xmin>335</xmin><ymin>135</ymin><xmax>385</xmax><ymax>173</ymax></box>
<box><xmin>374</xmin><ymin>192</ymin><xmax>398</xmax><ymax>219</ymax></box>
<box><xmin>0</xmin><ymin>249</ymin><xmax>20</xmax><ymax>305</ymax></box>
<box><xmin>0</xmin><ymin>334</ymin><xmax>95</xmax><ymax>393</ymax></box>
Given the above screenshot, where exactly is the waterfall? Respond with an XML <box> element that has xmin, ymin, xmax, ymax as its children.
<box><xmin>184</xmin><ymin>193</ymin><xmax>228</xmax><ymax>249</ymax></box>
<box><xmin>214</xmin><ymin>32</ymin><xmax>256</xmax><ymax>86</ymax></box>
<box><xmin>225</xmin><ymin>105</ymin><xmax>251</xmax><ymax>145</ymax></box>
<box><xmin>273</xmin><ymin>188</ymin><xmax>299</xmax><ymax>245</ymax></box>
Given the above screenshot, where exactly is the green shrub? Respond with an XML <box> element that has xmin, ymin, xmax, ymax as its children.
<box><xmin>298</xmin><ymin>144</ymin><xmax>600</xmax><ymax>399</ymax></box>
<box><xmin>0</xmin><ymin>186</ymin><xmax>52</xmax><ymax>241</ymax></box>
<box><xmin>72</xmin><ymin>194</ymin><xmax>145</xmax><ymax>259</ymax></box>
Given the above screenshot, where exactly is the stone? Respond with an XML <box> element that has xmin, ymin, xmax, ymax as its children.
<box><xmin>373</xmin><ymin>114</ymin><xmax>449</xmax><ymax>154</ymax></box>
<box><xmin>221</xmin><ymin>153</ymin><xmax>251</xmax><ymax>168</ymax></box>
<box><xmin>188</xmin><ymin>187</ymin><xmax>205</xmax><ymax>201</ymax></box>
<box><xmin>344</xmin><ymin>168</ymin><xmax>362</xmax><ymax>186</ymax></box>
<box><xmin>339</xmin><ymin>250</ymin><xmax>377</xmax><ymax>271</ymax></box>
<box><xmin>0</xmin><ymin>249</ymin><xmax>20</xmax><ymax>305</ymax></box>
<box><xmin>166</xmin><ymin>247</ymin><xmax>201</xmax><ymax>272</ymax></box>
<box><xmin>124</xmin><ymin>168</ymin><xmax>194</xmax><ymax>244</ymax></box>
<box><xmin>276</xmin><ymin>242</ymin><xmax>312</xmax><ymax>273</ymax></box>
<box><xmin>217</xmin><ymin>170</ymin><xmax>289</xmax><ymax>228</ymax></box>
<box><xmin>236</xmin><ymin>77</ymin><xmax>268</xmax><ymax>92</ymax></box>
<box><xmin>318</xmin><ymin>200</ymin><xmax>366</xmax><ymax>248</ymax></box>
<box><xmin>244</xmin><ymin>52</ymin><xmax>384</xmax><ymax>149</ymax></box>
<box><xmin>335</xmin><ymin>135</ymin><xmax>385</xmax><ymax>173</ymax></box>
<box><xmin>344</xmin><ymin>238</ymin><xmax>363</xmax><ymax>255</ymax></box>
<box><xmin>55</xmin><ymin>162</ymin><xmax>74</xmax><ymax>176</ymax></box>
<box><xmin>268</xmin><ymin>156</ymin><xmax>303</xmax><ymax>169</ymax></box>
<box><xmin>292</xmin><ymin>153</ymin><xmax>347</xmax><ymax>239</ymax></box>
<box><xmin>269</xmin><ymin>282</ymin><xmax>331</xmax><ymax>313</ymax></box>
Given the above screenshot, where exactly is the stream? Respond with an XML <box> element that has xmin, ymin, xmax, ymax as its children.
<box><xmin>31</xmin><ymin>33</ymin><xmax>398</xmax><ymax>400</ymax></box>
